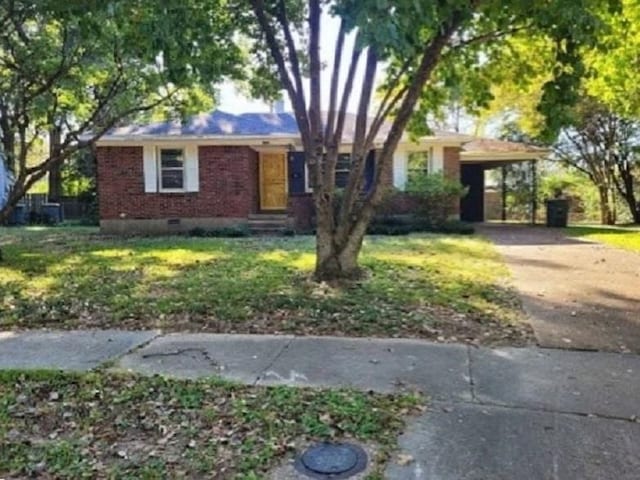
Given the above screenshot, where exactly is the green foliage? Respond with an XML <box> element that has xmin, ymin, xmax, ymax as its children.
<box><xmin>585</xmin><ymin>0</ymin><xmax>640</xmax><ymax>118</ymax></box>
<box><xmin>404</xmin><ymin>0</ymin><xmax>621</xmax><ymax>140</ymax></box>
<box><xmin>405</xmin><ymin>173</ymin><xmax>468</xmax><ymax>227</ymax></box>
<box><xmin>0</xmin><ymin>0</ymin><xmax>250</xmax><ymax>216</ymax></box>
<box><xmin>61</xmin><ymin>149</ymin><xmax>94</xmax><ymax>197</ymax></box>
<box><xmin>476</xmin><ymin>0</ymin><xmax>637</xmax><ymax>141</ymax></box>
<box><xmin>539</xmin><ymin>168</ymin><xmax>601</xmax><ymax>222</ymax></box>
<box><xmin>367</xmin><ymin>217</ymin><xmax>475</xmax><ymax>236</ymax></box>
<box><xmin>187</xmin><ymin>225</ymin><xmax>250</xmax><ymax>238</ymax></box>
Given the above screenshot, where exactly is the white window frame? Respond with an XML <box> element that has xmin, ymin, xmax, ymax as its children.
<box><xmin>407</xmin><ymin>147</ymin><xmax>434</xmax><ymax>183</ymax></box>
<box><xmin>304</xmin><ymin>162</ymin><xmax>312</xmax><ymax>193</ymax></box>
<box><xmin>157</xmin><ymin>146</ymin><xmax>186</xmax><ymax>193</ymax></box>
<box><xmin>334</xmin><ymin>153</ymin><xmax>352</xmax><ymax>189</ymax></box>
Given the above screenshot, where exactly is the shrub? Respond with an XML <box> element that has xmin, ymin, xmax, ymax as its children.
<box><xmin>188</xmin><ymin>225</ymin><xmax>250</xmax><ymax>238</ymax></box>
<box><xmin>367</xmin><ymin>215</ymin><xmax>474</xmax><ymax>236</ymax></box>
<box><xmin>405</xmin><ymin>173</ymin><xmax>468</xmax><ymax>228</ymax></box>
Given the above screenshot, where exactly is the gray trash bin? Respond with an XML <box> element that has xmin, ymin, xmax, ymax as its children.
<box><xmin>546</xmin><ymin>199</ymin><xmax>569</xmax><ymax>228</ymax></box>
<box><xmin>41</xmin><ymin>202</ymin><xmax>64</xmax><ymax>224</ymax></box>
<box><xmin>8</xmin><ymin>203</ymin><xmax>27</xmax><ymax>225</ymax></box>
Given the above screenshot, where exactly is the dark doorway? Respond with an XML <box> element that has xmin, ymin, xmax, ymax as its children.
<box><xmin>460</xmin><ymin>164</ymin><xmax>485</xmax><ymax>222</ymax></box>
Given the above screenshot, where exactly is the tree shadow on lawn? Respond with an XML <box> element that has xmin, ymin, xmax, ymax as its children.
<box><xmin>0</xmin><ymin>235</ymin><xmax>533</xmax><ymax>345</ymax></box>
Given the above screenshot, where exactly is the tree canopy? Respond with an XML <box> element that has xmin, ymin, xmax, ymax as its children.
<box><xmin>473</xmin><ymin>0</ymin><xmax>639</xmax><ymax>225</ymax></box>
<box><xmin>0</xmin><ymin>0</ymin><xmax>246</xmax><ymax>220</ymax></box>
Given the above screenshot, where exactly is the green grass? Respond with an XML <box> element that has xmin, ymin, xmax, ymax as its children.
<box><xmin>0</xmin><ymin>370</ymin><xmax>421</xmax><ymax>478</ymax></box>
<box><xmin>566</xmin><ymin>225</ymin><xmax>640</xmax><ymax>253</ymax></box>
<box><xmin>0</xmin><ymin>226</ymin><xmax>530</xmax><ymax>344</ymax></box>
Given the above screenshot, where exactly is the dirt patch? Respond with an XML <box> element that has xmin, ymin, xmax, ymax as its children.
<box><xmin>480</xmin><ymin>224</ymin><xmax>640</xmax><ymax>353</ymax></box>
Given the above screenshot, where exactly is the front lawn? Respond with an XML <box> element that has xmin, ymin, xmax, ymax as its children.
<box><xmin>0</xmin><ymin>370</ymin><xmax>420</xmax><ymax>478</ymax></box>
<box><xmin>566</xmin><ymin>225</ymin><xmax>640</xmax><ymax>253</ymax></box>
<box><xmin>0</xmin><ymin>227</ymin><xmax>531</xmax><ymax>345</ymax></box>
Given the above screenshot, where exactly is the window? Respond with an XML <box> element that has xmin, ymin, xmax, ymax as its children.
<box><xmin>334</xmin><ymin>154</ymin><xmax>351</xmax><ymax>188</ymax></box>
<box><xmin>303</xmin><ymin>152</ymin><xmax>374</xmax><ymax>191</ymax></box>
<box><xmin>304</xmin><ymin>153</ymin><xmax>352</xmax><ymax>190</ymax></box>
<box><xmin>407</xmin><ymin>148</ymin><xmax>433</xmax><ymax>183</ymax></box>
<box><xmin>158</xmin><ymin>148</ymin><xmax>185</xmax><ymax>191</ymax></box>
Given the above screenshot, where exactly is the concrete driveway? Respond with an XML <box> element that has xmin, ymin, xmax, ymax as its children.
<box><xmin>479</xmin><ymin>224</ymin><xmax>640</xmax><ymax>353</ymax></box>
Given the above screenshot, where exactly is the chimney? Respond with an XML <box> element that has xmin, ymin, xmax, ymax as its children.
<box><xmin>273</xmin><ymin>99</ymin><xmax>286</xmax><ymax>114</ymax></box>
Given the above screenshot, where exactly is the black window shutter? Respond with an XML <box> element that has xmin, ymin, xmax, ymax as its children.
<box><xmin>288</xmin><ymin>152</ymin><xmax>306</xmax><ymax>194</ymax></box>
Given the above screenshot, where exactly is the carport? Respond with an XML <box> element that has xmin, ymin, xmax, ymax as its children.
<box><xmin>459</xmin><ymin>139</ymin><xmax>549</xmax><ymax>223</ymax></box>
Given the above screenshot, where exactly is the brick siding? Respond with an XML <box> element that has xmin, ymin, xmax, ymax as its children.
<box><xmin>96</xmin><ymin>146</ymin><xmax>258</xmax><ymax>221</ymax></box>
<box><xmin>443</xmin><ymin>146</ymin><xmax>461</xmax><ymax>182</ymax></box>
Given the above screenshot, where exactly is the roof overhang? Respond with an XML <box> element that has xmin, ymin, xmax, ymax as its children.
<box><xmin>94</xmin><ymin>133</ymin><xmax>473</xmax><ymax>148</ymax></box>
<box><xmin>460</xmin><ymin>150</ymin><xmax>550</xmax><ymax>164</ymax></box>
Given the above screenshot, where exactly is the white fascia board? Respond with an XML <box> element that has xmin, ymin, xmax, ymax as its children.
<box><xmin>460</xmin><ymin>151</ymin><xmax>549</xmax><ymax>162</ymax></box>
<box><xmin>95</xmin><ymin>135</ymin><xmax>301</xmax><ymax>147</ymax></box>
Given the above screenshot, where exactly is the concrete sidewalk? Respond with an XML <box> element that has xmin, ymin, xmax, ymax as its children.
<box><xmin>1</xmin><ymin>330</ymin><xmax>639</xmax><ymax>479</ymax></box>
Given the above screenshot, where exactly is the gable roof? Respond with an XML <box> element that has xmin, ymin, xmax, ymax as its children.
<box><xmin>99</xmin><ymin>110</ymin><xmax>472</xmax><ymax>144</ymax></box>
<box><xmin>109</xmin><ymin>110</ymin><xmax>300</xmax><ymax>138</ymax></box>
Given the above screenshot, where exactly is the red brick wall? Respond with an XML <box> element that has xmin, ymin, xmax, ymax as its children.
<box><xmin>96</xmin><ymin>145</ymin><xmax>258</xmax><ymax>220</ymax></box>
<box><xmin>443</xmin><ymin>146</ymin><xmax>461</xmax><ymax>182</ymax></box>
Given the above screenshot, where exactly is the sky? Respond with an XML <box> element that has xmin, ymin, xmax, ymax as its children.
<box><xmin>215</xmin><ymin>11</ymin><xmax>482</xmax><ymax>135</ymax></box>
<box><xmin>218</xmin><ymin>12</ymin><xmax>365</xmax><ymax>114</ymax></box>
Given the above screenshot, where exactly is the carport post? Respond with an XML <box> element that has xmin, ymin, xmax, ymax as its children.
<box><xmin>501</xmin><ymin>166</ymin><xmax>507</xmax><ymax>222</ymax></box>
<box><xmin>530</xmin><ymin>160</ymin><xmax>538</xmax><ymax>225</ymax></box>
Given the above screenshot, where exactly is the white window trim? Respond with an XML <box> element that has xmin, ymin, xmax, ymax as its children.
<box><xmin>157</xmin><ymin>146</ymin><xmax>187</xmax><ymax>193</ymax></box>
<box><xmin>407</xmin><ymin>147</ymin><xmax>434</xmax><ymax>181</ymax></box>
<box><xmin>304</xmin><ymin>162</ymin><xmax>312</xmax><ymax>193</ymax></box>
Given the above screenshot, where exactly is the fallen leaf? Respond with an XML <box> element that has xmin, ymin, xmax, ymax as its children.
<box><xmin>397</xmin><ymin>453</ymin><xmax>415</xmax><ymax>466</ymax></box>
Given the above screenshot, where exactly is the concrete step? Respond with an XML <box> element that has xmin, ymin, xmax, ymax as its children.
<box><xmin>248</xmin><ymin>220</ymin><xmax>290</xmax><ymax>228</ymax></box>
<box><xmin>248</xmin><ymin>214</ymin><xmax>293</xmax><ymax>234</ymax></box>
<box><xmin>248</xmin><ymin>213</ymin><xmax>289</xmax><ymax>221</ymax></box>
<box><xmin>248</xmin><ymin>215</ymin><xmax>293</xmax><ymax>235</ymax></box>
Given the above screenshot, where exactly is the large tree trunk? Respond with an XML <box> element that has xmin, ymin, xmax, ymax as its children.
<box><xmin>48</xmin><ymin>163</ymin><xmax>62</xmax><ymax>202</ymax></box>
<box><xmin>314</xmin><ymin>189</ymin><xmax>376</xmax><ymax>280</ymax></box>
<box><xmin>598</xmin><ymin>186</ymin><xmax>616</xmax><ymax>225</ymax></box>
<box><xmin>315</xmin><ymin>221</ymin><xmax>365</xmax><ymax>281</ymax></box>
<box><xmin>619</xmin><ymin>188</ymin><xmax>640</xmax><ymax>224</ymax></box>
<box><xmin>617</xmin><ymin>168</ymin><xmax>640</xmax><ymax>224</ymax></box>
<box><xmin>47</xmin><ymin>126</ymin><xmax>63</xmax><ymax>202</ymax></box>
<box><xmin>624</xmin><ymin>197</ymin><xmax>640</xmax><ymax>224</ymax></box>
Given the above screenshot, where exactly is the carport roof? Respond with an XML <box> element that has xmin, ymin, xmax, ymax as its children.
<box><xmin>461</xmin><ymin>138</ymin><xmax>550</xmax><ymax>164</ymax></box>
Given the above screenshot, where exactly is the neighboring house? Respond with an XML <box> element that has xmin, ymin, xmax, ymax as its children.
<box><xmin>94</xmin><ymin>110</ymin><xmax>545</xmax><ymax>234</ymax></box>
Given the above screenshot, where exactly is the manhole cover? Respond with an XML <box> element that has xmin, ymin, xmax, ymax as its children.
<box><xmin>295</xmin><ymin>442</ymin><xmax>367</xmax><ymax>479</ymax></box>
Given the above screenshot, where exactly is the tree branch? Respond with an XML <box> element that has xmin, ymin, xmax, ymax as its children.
<box><xmin>275</xmin><ymin>0</ymin><xmax>307</xmax><ymax>119</ymax></box>
<box><xmin>249</xmin><ymin>0</ymin><xmax>311</xmax><ymax>146</ymax></box>
<box><xmin>324</xmin><ymin>18</ymin><xmax>347</xmax><ymax>145</ymax></box>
